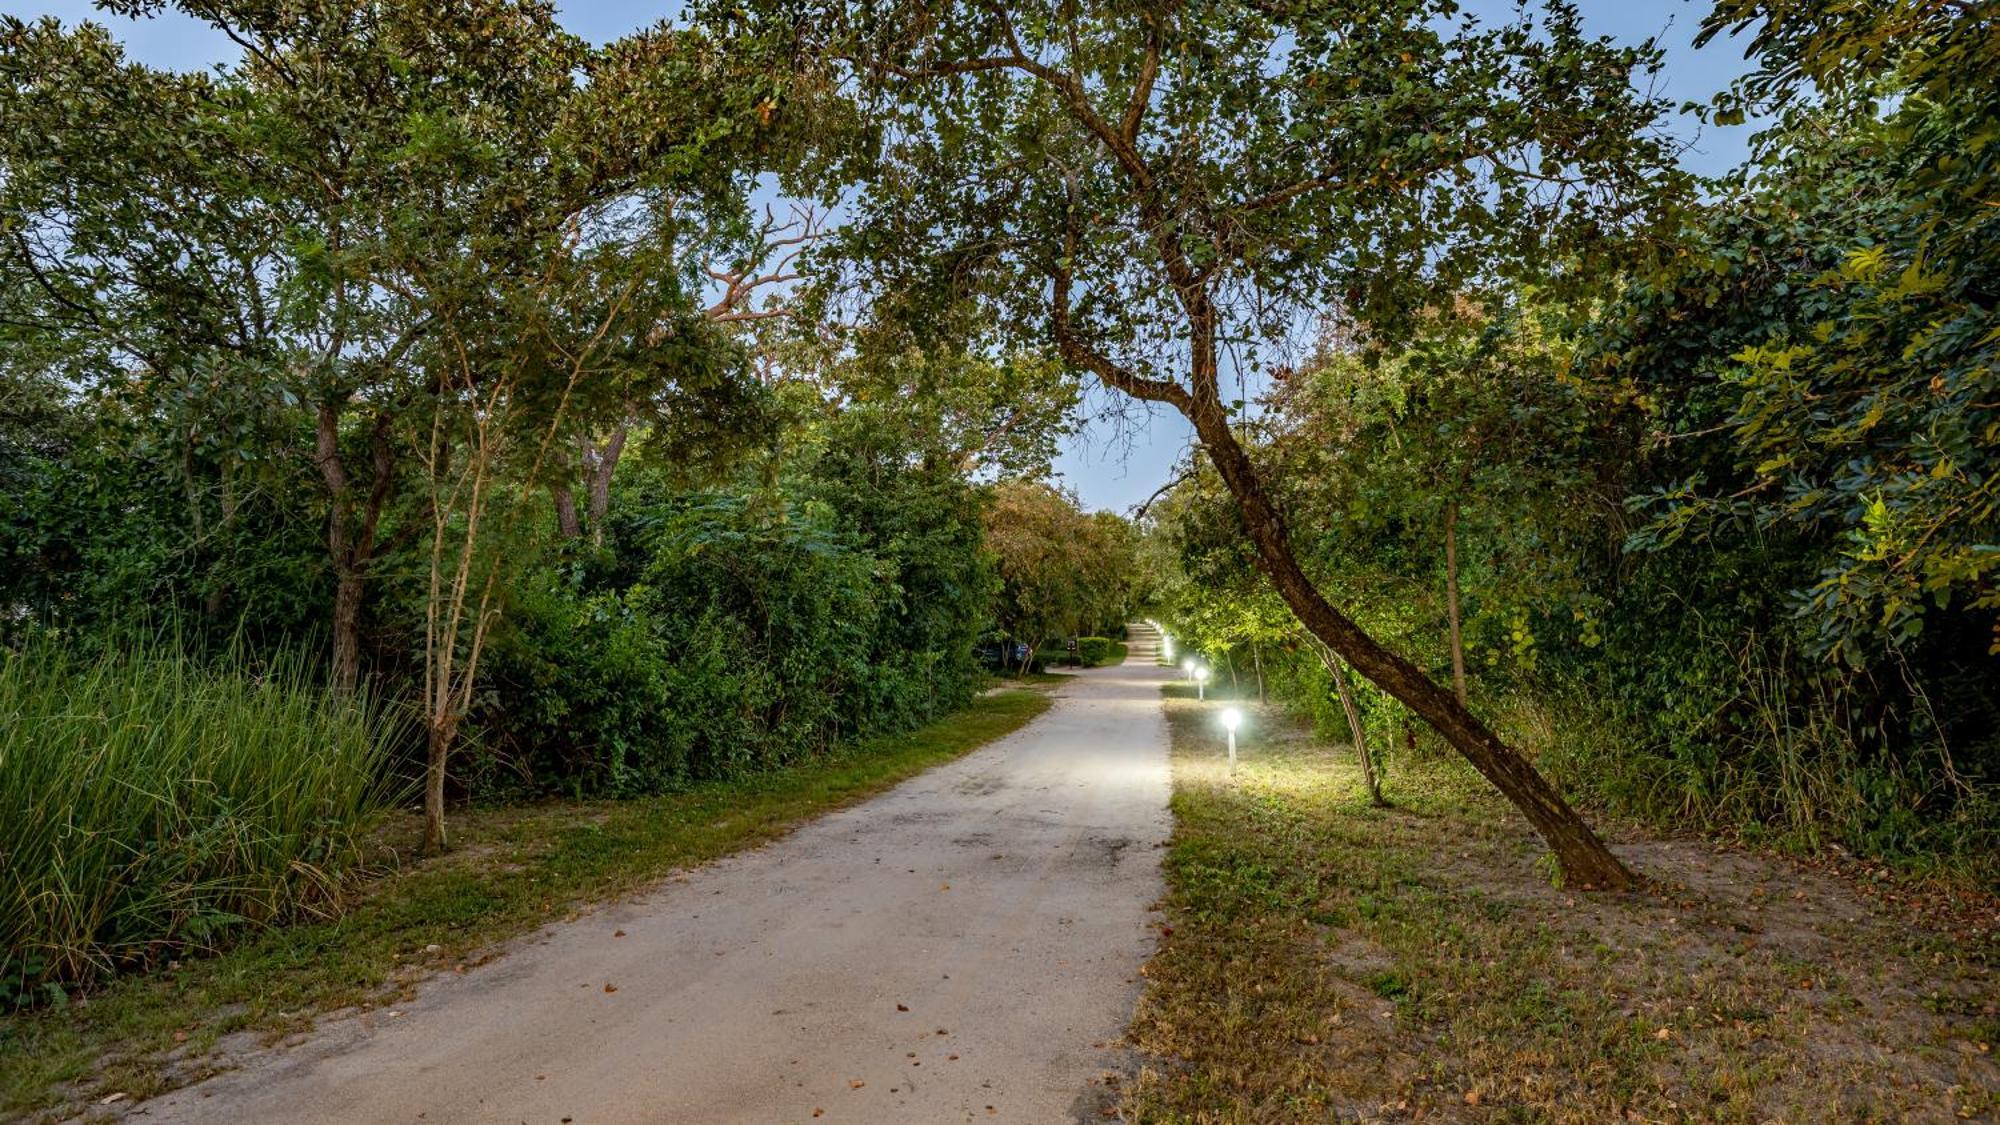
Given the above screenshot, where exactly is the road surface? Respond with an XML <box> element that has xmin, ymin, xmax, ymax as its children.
<box><xmin>140</xmin><ymin>639</ymin><xmax>1173</xmax><ymax>1124</ymax></box>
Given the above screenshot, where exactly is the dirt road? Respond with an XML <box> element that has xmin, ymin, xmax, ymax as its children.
<box><xmin>140</xmin><ymin>649</ymin><xmax>1173</xmax><ymax>1124</ymax></box>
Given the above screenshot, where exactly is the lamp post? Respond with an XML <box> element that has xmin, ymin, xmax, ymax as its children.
<box><xmin>1194</xmin><ymin>665</ymin><xmax>1210</xmax><ymax>701</ymax></box>
<box><xmin>1221</xmin><ymin>707</ymin><xmax>1242</xmax><ymax>772</ymax></box>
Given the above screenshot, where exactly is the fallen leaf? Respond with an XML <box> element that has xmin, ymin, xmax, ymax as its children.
<box><xmin>1654</xmin><ymin>1027</ymin><xmax>1672</xmax><ymax>1041</ymax></box>
<box><xmin>849</xmin><ymin>1080</ymin><xmax>865</xmax><ymax>1089</ymax></box>
<box><xmin>948</xmin><ymin>1054</ymin><xmax>960</xmax><ymax>1061</ymax></box>
<box><xmin>100</xmin><ymin>1093</ymin><xmax>127</xmax><ymax>1105</ymax></box>
<box><xmin>896</xmin><ymin>1003</ymin><xmax>909</xmax><ymax>1012</ymax></box>
<box><xmin>604</xmin><ymin>983</ymin><xmax>619</xmax><ymax>993</ymax></box>
<box><xmin>812</xmin><ymin>1110</ymin><xmax>824</xmax><ymax>1118</ymax></box>
<box><xmin>1465</xmin><ymin>1091</ymin><xmax>1481</xmax><ymax>1106</ymax></box>
<box><xmin>614</xmin><ymin>929</ymin><xmax>626</xmax><ymax>938</ymax></box>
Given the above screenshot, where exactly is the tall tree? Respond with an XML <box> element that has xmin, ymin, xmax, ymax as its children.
<box><xmin>729</xmin><ymin>0</ymin><xmax>1685</xmax><ymax>885</ymax></box>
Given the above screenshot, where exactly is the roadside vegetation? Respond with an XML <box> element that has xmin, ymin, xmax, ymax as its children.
<box><xmin>1137</xmin><ymin>0</ymin><xmax>1998</xmax><ymax>886</ymax></box>
<box><xmin>0</xmin><ymin>3</ymin><xmax>1138</xmax><ymax>1018</ymax></box>
<box><xmin>0</xmin><ymin>688</ymin><xmax>1053</xmax><ymax>1121</ymax></box>
<box><xmin>2</xmin><ymin>0</ymin><xmax>1995</xmax><ymax>1117</ymax></box>
<box><xmin>1</xmin><ymin>642</ymin><xmax>397</xmax><ymax>1007</ymax></box>
<box><xmin>1124</xmin><ymin>686</ymin><xmax>1998</xmax><ymax>1122</ymax></box>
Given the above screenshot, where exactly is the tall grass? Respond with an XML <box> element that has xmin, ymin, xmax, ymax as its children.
<box><xmin>0</xmin><ymin>641</ymin><xmax>398</xmax><ymax>1004</ymax></box>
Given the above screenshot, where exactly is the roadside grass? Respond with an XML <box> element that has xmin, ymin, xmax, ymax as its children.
<box><xmin>0</xmin><ymin>688</ymin><xmax>1054</xmax><ymax>1122</ymax></box>
<box><xmin>990</xmin><ymin>669</ymin><xmax>1078</xmax><ymax>687</ymax></box>
<box><xmin>1121</xmin><ymin>685</ymin><xmax>1998</xmax><ymax>1123</ymax></box>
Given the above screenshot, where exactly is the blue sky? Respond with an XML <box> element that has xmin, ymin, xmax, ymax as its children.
<box><xmin>22</xmin><ymin>0</ymin><xmax>1761</xmax><ymax>512</ymax></box>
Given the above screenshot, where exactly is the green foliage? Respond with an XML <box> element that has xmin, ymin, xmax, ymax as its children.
<box><xmin>1076</xmin><ymin>636</ymin><xmax>1120</xmax><ymax>667</ymax></box>
<box><xmin>0</xmin><ymin>640</ymin><xmax>398</xmax><ymax>1005</ymax></box>
<box><xmin>983</xmin><ymin>480</ymin><xmax>1135</xmax><ymax>659</ymax></box>
<box><xmin>476</xmin><ymin>448</ymin><xmax>994</xmax><ymax>797</ymax></box>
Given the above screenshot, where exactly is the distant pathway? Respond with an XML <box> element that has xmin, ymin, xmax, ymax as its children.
<box><xmin>143</xmin><ymin>631</ymin><xmax>1173</xmax><ymax>1124</ymax></box>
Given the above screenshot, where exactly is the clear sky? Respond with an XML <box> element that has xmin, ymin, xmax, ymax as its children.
<box><xmin>24</xmin><ymin>0</ymin><xmax>1761</xmax><ymax>512</ymax></box>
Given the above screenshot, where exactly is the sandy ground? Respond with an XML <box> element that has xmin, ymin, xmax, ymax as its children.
<box><xmin>134</xmin><ymin>652</ymin><xmax>1174</xmax><ymax>1125</ymax></box>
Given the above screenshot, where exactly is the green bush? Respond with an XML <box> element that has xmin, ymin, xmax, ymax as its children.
<box><xmin>476</xmin><ymin>479</ymin><xmax>990</xmax><ymax>796</ymax></box>
<box><xmin>0</xmin><ymin>641</ymin><xmax>396</xmax><ymax>1005</ymax></box>
<box><xmin>1077</xmin><ymin>636</ymin><xmax>1124</xmax><ymax>666</ymax></box>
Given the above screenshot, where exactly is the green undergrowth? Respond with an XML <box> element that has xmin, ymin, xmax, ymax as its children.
<box><xmin>0</xmin><ymin>688</ymin><xmax>1054</xmax><ymax>1122</ymax></box>
<box><xmin>0</xmin><ymin>641</ymin><xmax>398</xmax><ymax>1007</ymax></box>
<box><xmin>1121</xmin><ymin>684</ymin><xmax>1998</xmax><ymax>1123</ymax></box>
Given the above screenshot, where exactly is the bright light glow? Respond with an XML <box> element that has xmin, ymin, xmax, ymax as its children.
<box><xmin>1194</xmin><ymin>666</ymin><xmax>1210</xmax><ymax>682</ymax></box>
<box><xmin>1182</xmin><ymin>659</ymin><xmax>1195</xmax><ymax>674</ymax></box>
<box><xmin>1221</xmin><ymin>707</ymin><xmax>1242</xmax><ymax>732</ymax></box>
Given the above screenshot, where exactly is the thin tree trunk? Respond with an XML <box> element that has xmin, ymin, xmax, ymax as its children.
<box><xmin>1445</xmin><ymin>498</ymin><xmax>1468</xmax><ymax>707</ymax></box>
<box><xmin>1328</xmin><ymin>648</ymin><xmax>1386</xmax><ymax>807</ymax></box>
<box><xmin>585</xmin><ymin>423</ymin><xmax>630</xmax><ymax>545</ymax></box>
<box><xmin>1184</xmin><ymin>403</ymin><xmax>1635</xmax><ymax>889</ymax></box>
<box><xmin>1252</xmin><ymin>641</ymin><xmax>1266</xmax><ymax>704</ymax></box>
<box><xmin>551</xmin><ymin>483</ymin><xmax>581</xmax><ymax>539</ymax></box>
<box><xmin>423</xmin><ymin>721</ymin><xmax>453</xmax><ymax>853</ymax></box>
<box><xmin>331</xmin><ymin>570</ymin><xmax>363</xmax><ymax>695</ymax></box>
<box><xmin>315</xmin><ymin>402</ymin><xmax>362</xmax><ymax>696</ymax></box>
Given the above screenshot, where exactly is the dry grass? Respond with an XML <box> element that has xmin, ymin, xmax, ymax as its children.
<box><xmin>1119</xmin><ymin>686</ymin><xmax>1999</xmax><ymax>1122</ymax></box>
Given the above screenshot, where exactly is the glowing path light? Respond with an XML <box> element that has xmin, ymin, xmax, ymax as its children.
<box><xmin>1194</xmin><ymin>665</ymin><xmax>1210</xmax><ymax>701</ymax></box>
<box><xmin>1221</xmin><ymin>706</ymin><xmax>1243</xmax><ymax>772</ymax></box>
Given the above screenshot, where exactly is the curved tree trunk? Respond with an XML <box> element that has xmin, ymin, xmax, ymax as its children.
<box><xmin>1186</xmin><ymin>405</ymin><xmax>1635</xmax><ymax>889</ymax></box>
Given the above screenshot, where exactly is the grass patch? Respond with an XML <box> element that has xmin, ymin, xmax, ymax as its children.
<box><xmin>0</xmin><ymin>688</ymin><xmax>1053</xmax><ymax>1122</ymax></box>
<box><xmin>0</xmin><ymin>642</ymin><xmax>396</xmax><ymax>1005</ymax></box>
<box><xmin>1120</xmin><ymin>685</ymin><xmax>1999</xmax><ymax>1122</ymax></box>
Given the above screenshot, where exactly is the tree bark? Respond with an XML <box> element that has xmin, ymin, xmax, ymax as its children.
<box><xmin>423</xmin><ymin>720</ymin><xmax>452</xmax><ymax>854</ymax></box>
<box><xmin>1185</xmin><ymin>406</ymin><xmax>1635</xmax><ymax>889</ymax></box>
<box><xmin>1445</xmin><ymin>498</ymin><xmax>1468</xmax><ymax>707</ymax></box>
<box><xmin>314</xmin><ymin>401</ymin><xmax>398</xmax><ymax>697</ymax></box>
<box><xmin>585</xmin><ymin>423</ymin><xmax>630</xmax><ymax>545</ymax></box>
<box><xmin>315</xmin><ymin>402</ymin><xmax>362</xmax><ymax>696</ymax></box>
<box><xmin>551</xmin><ymin>483</ymin><xmax>581</xmax><ymax>539</ymax></box>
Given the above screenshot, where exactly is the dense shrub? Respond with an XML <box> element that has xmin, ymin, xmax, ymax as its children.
<box><xmin>0</xmin><ymin>641</ymin><xmax>396</xmax><ymax>1004</ymax></box>
<box><xmin>1077</xmin><ymin>636</ymin><xmax>1121</xmax><ymax>666</ymax></box>
<box><xmin>475</xmin><ymin>475</ymin><xmax>992</xmax><ymax>796</ymax></box>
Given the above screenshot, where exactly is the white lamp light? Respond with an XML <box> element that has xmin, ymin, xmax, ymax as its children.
<box><xmin>1194</xmin><ymin>664</ymin><xmax>1210</xmax><ymax>701</ymax></box>
<box><xmin>1221</xmin><ymin>707</ymin><xmax>1242</xmax><ymax>772</ymax></box>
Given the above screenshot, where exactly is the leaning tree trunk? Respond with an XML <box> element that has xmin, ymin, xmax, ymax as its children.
<box><xmin>1187</xmin><ymin>405</ymin><xmax>1635</xmax><ymax>889</ymax></box>
<box><xmin>1444</xmin><ymin>498</ymin><xmax>1469</xmax><ymax>707</ymax></box>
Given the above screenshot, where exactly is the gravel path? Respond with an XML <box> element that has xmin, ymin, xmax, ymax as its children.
<box><xmin>140</xmin><ymin>649</ymin><xmax>1173</xmax><ymax>1124</ymax></box>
